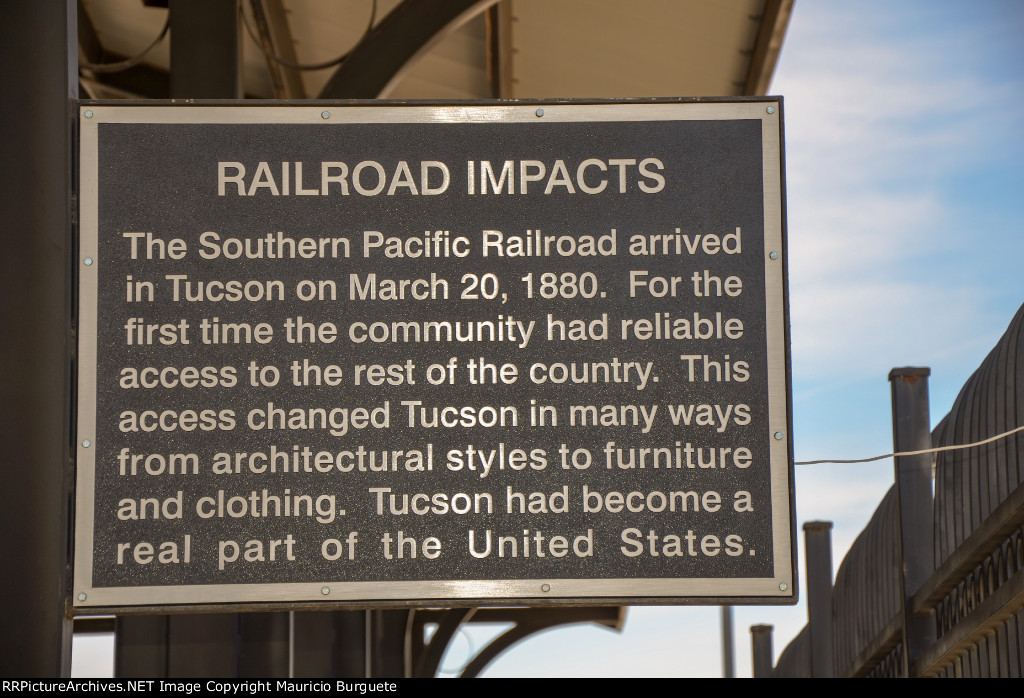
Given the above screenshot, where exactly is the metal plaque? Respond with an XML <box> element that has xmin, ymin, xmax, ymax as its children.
<box><xmin>74</xmin><ymin>101</ymin><xmax>794</xmax><ymax>609</ymax></box>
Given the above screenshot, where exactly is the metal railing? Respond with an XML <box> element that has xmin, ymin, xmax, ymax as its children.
<box><xmin>755</xmin><ymin>302</ymin><xmax>1024</xmax><ymax>677</ymax></box>
<box><xmin>832</xmin><ymin>488</ymin><xmax>902</xmax><ymax>677</ymax></box>
<box><xmin>772</xmin><ymin>625</ymin><xmax>810</xmax><ymax>677</ymax></box>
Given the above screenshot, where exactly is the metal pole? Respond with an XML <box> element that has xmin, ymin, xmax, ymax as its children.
<box><xmin>889</xmin><ymin>367</ymin><xmax>937</xmax><ymax>677</ymax></box>
<box><xmin>0</xmin><ymin>0</ymin><xmax>77</xmax><ymax>678</ymax></box>
<box><xmin>721</xmin><ymin>606</ymin><xmax>735</xmax><ymax>678</ymax></box>
<box><xmin>115</xmin><ymin>3</ymin><xmax>245</xmax><ymax>676</ymax></box>
<box><xmin>291</xmin><ymin>611</ymin><xmax>336</xmax><ymax>677</ymax></box>
<box><xmin>170</xmin><ymin>0</ymin><xmax>241</xmax><ymax>99</ymax></box>
<box><xmin>804</xmin><ymin>521</ymin><xmax>834</xmax><ymax>677</ymax></box>
<box><xmin>750</xmin><ymin>625</ymin><xmax>774</xmax><ymax>677</ymax></box>
<box><xmin>332</xmin><ymin>611</ymin><xmax>369</xmax><ymax>677</ymax></box>
<box><xmin>237</xmin><ymin>613</ymin><xmax>289</xmax><ymax>678</ymax></box>
<box><xmin>165</xmin><ymin>615</ymin><xmax>238</xmax><ymax>677</ymax></box>
<box><xmin>114</xmin><ymin>616</ymin><xmax>167</xmax><ymax>677</ymax></box>
<box><xmin>368</xmin><ymin>610</ymin><xmax>411</xmax><ymax>678</ymax></box>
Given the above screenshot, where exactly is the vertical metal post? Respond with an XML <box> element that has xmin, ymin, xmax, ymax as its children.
<box><xmin>804</xmin><ymin>520</ymin><xmax>834</xmax><ymax>677</ymax></box>
<box><xmin>117</xmin><ymin>3</ymin><xmax>245</xmax><ymax>677</ymax></box>
<box><xmin>751</xmin><ymin>625</ymin><xmax>774</xmax><ymax>677</ymax></box>
<box><xmin>291</xmin><ymin>610</ymin><xmax>370</xmax><ymax>678</ymax></box>
<box><xmin>237</xmin><ymin>612</ymin><xmax>289</xmax><ymax>677</ymax></box>
<box><xmin>889</xmin><ymin>367</ymin><xmax>937</xmax><ymax>677</ymax></box>
<box><xmin>368</xmin><ymin>610</ymin><xmax>412</xmax><ymax>678</ymax></box>
<box><xmin>114</xmin><ymin>616</ymin><xmax>168</xmax><ymax>677</ymax></box>
<box><xmin>291</xmin><ymin>611</ymin><xmax>337</xmax><ymax>677</ymax></box>
<box><xmin>165</xmin><ymin>614</ymin><xmax>238</xmax><ymax>677</ymax></box>
<box><xmin>117</xmin><ymin>610</ymin><xmax>249</xmax><ymax>677</ymax></box>
<box><xmin>170</xmin><ymin>0</ymin><xmax>242</xmax><ymax>98</ymax></box>
<box><xmin>0</xmin><ymin>0</ymin><xmax>76</xmax><ymax>678</ymax></box>
<box><xmin>721</xmin><ymin>606</ymin><xmax>735</xmax><ymax>678</ymax></box>
<box><xmin>332</xmin><ymin>611</ymin><xmax>369</xmax><ymax>677</ymax></box>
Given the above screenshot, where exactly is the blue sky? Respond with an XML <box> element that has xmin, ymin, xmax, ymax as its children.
<box><xmin>73</xmin><ymin>0</ymin><xmax>1024</xmax><ymax>678</ymax></box>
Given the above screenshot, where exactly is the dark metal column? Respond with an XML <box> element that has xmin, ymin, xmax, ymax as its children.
<box><xmin>166</xmin><ymin>615</ymin><xmax>238</xmax><ymax>677</ymax></box>
<box><xmin>889</xmin><ymin>367</ymin><xmax>937</xmax><ymax>677</ymax></box>
<box><xmin>332</xmin><ymin>611</ymin><xmax>370</xmax><ymax>678</ymax></box>
<box><xmin>804</xmin><ymin>521</ymin><xmax>835</xmax><ymax>677</ymax></box>
<box><xmin>291</xmin><ymin>611</ymin><xmax>337</xmax><ymax>677</ymax></box>
<box><xmin>170</xmin><ymin>0</ymin><xmax>241</xmax><ymax>99</ymax></box>
<box><xmin>114</xmin><ymin>616</ymin><xmax>168</xmax><ymax>677</ymax></box>
<box><xmin>368</xmin><ymin>610</ymin><xmax>412</xmax><ymax>678</ymax></box>
<box><xmin>0</xmin><ymin>0</ymin><xmax>76</xmax><ymax>678</ymax></box>
<box><xmin>721</xmin><ymin>606</ymin><xmax>735</xmax><ymax>678</ymax></box>
<box><xmin>751</xmin><ymin>625</ymin><xmax>774</xmax><ymax>677</ymax></box>
<box><xmin>116</xmin><ymin>2</ymin><xmax>246</xmax><ymax>677</ymax></box>
<box><xmin>237</xmin><ymin>613</ymin><xmax>289</xmax><ymax>678</ymax></box>
<box><xmin>291</xmin><ymin>610</ymin><xmax>371</xmax><ymax>678</ymax></box>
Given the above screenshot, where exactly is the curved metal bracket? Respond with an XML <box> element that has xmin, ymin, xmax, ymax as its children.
<box><xmin>459</xmin><ymin>622</ymin><xmax>544</xmax><ymax>678</ymax></box>
<box><xmin>317</xmin><ymin>0</ymin><xmax>498</xmax><ymax>99</ymax></box>
<box><xmin>459</xmin><ymin>607</ymin><xmax>625</xmax><ymax>678</ymax></box>
<box><xmin>411</xmin><ymin>608</ymin><xmax>476</xmax><ymax>678</ymax></box>
<box><xmin>408</xmin><ymin>606</ymin><xmax>624</xmax><ymax>678</ymax></box>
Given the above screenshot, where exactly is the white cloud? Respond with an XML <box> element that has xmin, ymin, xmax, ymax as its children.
<box><xmin>770</xmin><ymin>5</ymin><xmax>1023</xmax><ymax>389</ymax></box>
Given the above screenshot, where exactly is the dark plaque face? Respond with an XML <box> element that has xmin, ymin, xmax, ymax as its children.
<box><xmin>75</xmin><ymin>102</ymin><xmax>793</xmax><ymax>608</ymax></box>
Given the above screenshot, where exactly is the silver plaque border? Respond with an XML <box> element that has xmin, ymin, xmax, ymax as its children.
<box><xmin>75</xmin><ymin>101</ymin><xmax>792</xmax><ymax>609</ymax></box>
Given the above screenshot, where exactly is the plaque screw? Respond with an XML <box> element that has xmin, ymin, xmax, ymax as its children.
<box><xmin>321</xmin><ymin>111</ymin><xmax>331</xmax><ymax>119</ymax></box>
<box><xmin>779</xmin><ymin>583</ymin><xmax>788</xmax><ymax>591</ymax></box>
<box><xmin>83</xmin><ymin>258</ymin><xmax>93</xmax><ymax>266</ymax></box>
<box><xmin>84</xmin><ymin>110</ymin><xmax>93</xmax><ymax>118</ymax></box>
<box><xmin>77</xmin><ymin>593</ymin><xmax>87</xmax><ymax>601</ymax></box>
<box><xmin>321</xmin><ymin>586</ymin><xmax>330</xmax><ymax>595</ymax></box>
<box><xmin>773</xmin><ymin>432</ymin><xmax>784</xmax><ymax>441</ymax></box>
<box><xmin>540</xmin><ymin>583</ymin><xmax>550</xmax><ymax>592</ymax></box>
<box><xmin>766</xmin><ymin>106</ymin><xmax>776</xmax><ymax>114</ymax></box>
<box><xmin>769</xmin><ymin>251</ymin><xmax>779</xmax><ymax>260</ymax></box>
<box><xmin>535</xmin><ymin>108</ymin><xmax>544</xmax><ymax>117</ymax></box>
<box><xmin>82</xmin><ymin>440</ymin><xmax>91</xmax><ymax>448</ymax></box>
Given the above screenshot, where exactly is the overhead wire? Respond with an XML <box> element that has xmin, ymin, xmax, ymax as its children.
<box><xmin>793</xmin><ymin>424</ymin><xmax>1024</xmax><ymax>465</ymax></box>
<box><xmin>239</xmin><ymin>0</ymin><xmax>377</xmax><ymax>71</ymax></box>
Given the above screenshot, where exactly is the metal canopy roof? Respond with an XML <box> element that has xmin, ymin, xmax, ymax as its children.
<box><xmin>78</xmin><ymin>0</ymin><xmax>792</xmax><ymax>101</ymax></box>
